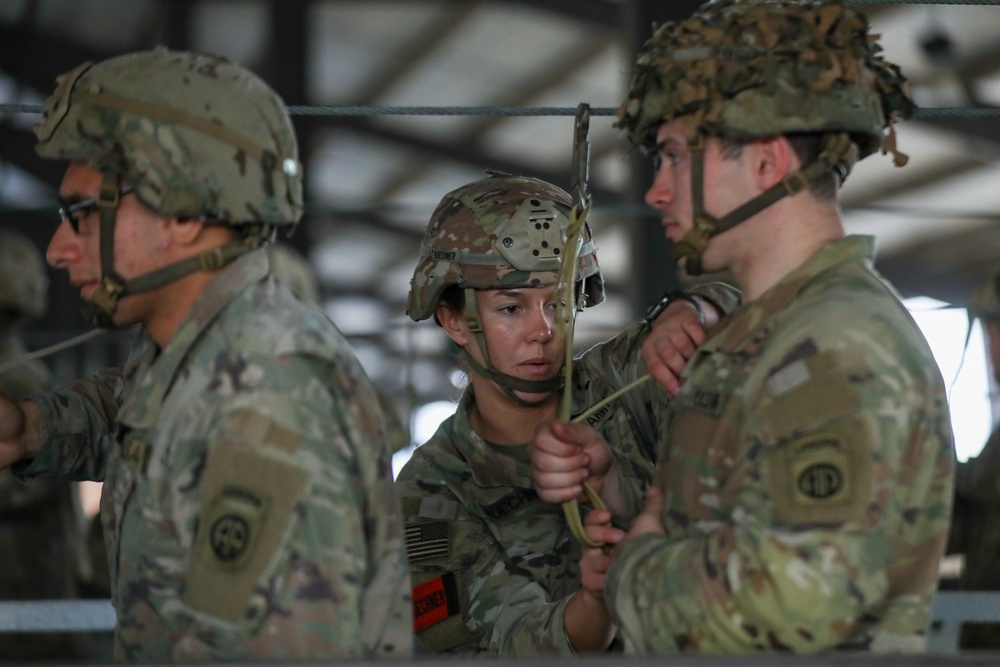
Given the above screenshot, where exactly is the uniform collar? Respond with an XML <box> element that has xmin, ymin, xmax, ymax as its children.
<box><xmin>118</xmin><ymin>248</ymin><xmax>269</xmax><ymax>430</ymax></box>
<box><xmin>710</xmin><ymin>235</ymin><xmax>875</xmax><ymax>352</ymax></box>
<box><xmin>450</xmin><ymin>388</ymin><xmax>534</xmax><ymax>489</ymax></box>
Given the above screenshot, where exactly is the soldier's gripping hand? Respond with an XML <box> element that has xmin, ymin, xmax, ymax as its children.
<box><xmin>621</xmin><ymin>485</ymin><xmax>667</xmax><ymax>546</ymax></box>
<box><xmin>0</xmin><ymin>394</ymin><xmax>42</xmax><ymax>469</ymax></box>
<box><xmin>578</xmin><ymin>508</ymin><xmax>625</xmax><ymax>599</ymax></box>
<box><xmin>530</xmin><ymin>420</ymin><xmax>618</xmax><ymax>505</ymax></box>
<box><xmin>563</xmin><ymin>507</ymin><xmax>624</xmax><ymax>653</ymax></box>
<box><xmin>641</xmin><ymin>296</ymin><xmax>715</xmax><ymax>397</ymax></box>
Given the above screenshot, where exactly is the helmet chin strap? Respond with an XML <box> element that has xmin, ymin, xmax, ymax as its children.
<box><xmin>461</xmin><ymin>287</ymin><xmax>563</xmax><ymax>408</ymax></box>
<box><xmin>672</xmin><ymin>132</ymin><xmax>859</xmax><ymax>276</ymax></box>
<box><xmin>83</xmin><ymin>170</ymin><xmax>271</xmax><ymax>329</ymax></box>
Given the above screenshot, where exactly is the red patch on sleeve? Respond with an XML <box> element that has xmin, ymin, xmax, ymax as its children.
<box><xmin>413</xmin><ymin>575</ymin><xmax>452</xmax><ymax>632</ymax></box>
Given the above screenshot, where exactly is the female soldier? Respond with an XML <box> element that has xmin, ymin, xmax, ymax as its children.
<box><xmin>396</xmin><ymin>172</ymin><xmax>736</xmax><ymax>656</ymax></box>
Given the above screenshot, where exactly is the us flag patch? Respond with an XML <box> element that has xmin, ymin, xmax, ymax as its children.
<box><xmin>405</xmin><ymin>519</ymin><xmax>450</xmax><ymax>561</ymax></box>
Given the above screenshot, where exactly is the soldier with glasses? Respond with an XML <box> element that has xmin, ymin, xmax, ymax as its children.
<box><xmin>0</xmin><ymin>49</ymin><xmax>410</xmax><ymax>661</ymax></box>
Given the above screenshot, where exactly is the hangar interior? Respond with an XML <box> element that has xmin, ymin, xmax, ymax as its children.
<box><xmin>2</xmin><ymin>0</ymin><xmax>1000</xmax><ymax>659</ymax></box>
<box><xmin>2</xmin><ymin>0</ymin><xmax>1000</xmax><ymax>457</ymax></box>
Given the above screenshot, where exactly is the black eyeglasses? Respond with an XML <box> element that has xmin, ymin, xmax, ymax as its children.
<box><xmin>58</xmin><ymin>185</ymin><xmax>134</xmax><ymax>234</ymax></box>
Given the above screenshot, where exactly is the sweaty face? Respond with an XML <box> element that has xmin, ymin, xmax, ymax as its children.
<box><xmin>643</xmin><ymin>120</ymin><xmax>755</xmax><ymax>274</ymax></box>
<box><xmin>447</xmin><ymin>284</ymin><xmax>567</xmax><ymax>402</ymax></box>
<box><xmin>48</xmin><ymin>162</ymin><xmax>168</xmax><ymax>328</ymax></box>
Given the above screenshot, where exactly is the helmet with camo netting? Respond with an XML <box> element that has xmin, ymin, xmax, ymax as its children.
<box><xmin>0</xmin><ymin>229</ymin><xmax>48</xmax><ymax>325</ymax></box>
<box><xmin>618</xmin><ymin>0</ymin><xmax>915</xmax><ymax>274</ymax></box>
<box><xmin>33</xmin><ymin>48</ymin><xmax>302</xmax><ymax>328</ymax></box>
<box><xmin>406</xmin><ymin>172</ymin><xmax>603</xmax><ymax>322</ymax></box>
<box><xmin>618</xmin><ymin>0</ymin><xmax>914</xmax><ymax>158</ymax></box>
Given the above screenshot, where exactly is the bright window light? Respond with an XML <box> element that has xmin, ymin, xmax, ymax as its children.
<box><xmin>905</xmin><ymin>297</ymin><xmax>992</xmax><ymax>462</ymax></box>
<box><xmin>392</xmin><ymin>400</ymin><xmax>458</xmax><ymax>478</ymax></box>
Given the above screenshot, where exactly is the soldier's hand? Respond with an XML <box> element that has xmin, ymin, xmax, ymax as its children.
<box><xmin>530</xmin><ymin>419</ymin><xmax>613</xmax><ymax>504</ymax></box>
<box><xmin>578</xmin><ymin>508</ymin><xmax>624</xmax><ymax>601</ymax></box>
<box><xmin>623</xmin><ymin>485</ymin><xmax>667</xmax><ymax>543</ymax></box>
<box><xmin>0</xmin><ymin>392</ymin><xmax>29</xmax><ymax>469</ymax></box>
<box><xmin>641</xmin><ymin>297</ymin><xmax>709</xmax><ymax>397</ymax></box>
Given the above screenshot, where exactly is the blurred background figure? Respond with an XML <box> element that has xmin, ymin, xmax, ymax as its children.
<box><xmin>947</xmin><ymin>271</ymin><xmax>1000</xmax><ymax>650</ymax></box>
<box><xmin>0</xmin><ymin>229</ymin><xmax>87</xmax><ymax>661</ymax></box>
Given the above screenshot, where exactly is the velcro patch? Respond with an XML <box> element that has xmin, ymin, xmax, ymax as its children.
<box><xmin>405</xmin><ymin>519</ymin><xmax>450</xmax><ymax>562</ymax></box>
<box><xmin>413</xmin><ymin>572</ymin><xmax>459</xmax><ymax>633</ymax></box>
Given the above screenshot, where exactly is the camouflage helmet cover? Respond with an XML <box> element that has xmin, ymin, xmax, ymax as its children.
<box><xmin>970</xmin><ymin>272</ymin><xmax>1000</xmax><ymax>322</ymax></box>
<box><xmin>34</xmin><ymin>47</ymin><xmax>302</xmax><ymax>227</ymax></box>
<box><xmin>618</xmin><ymin>0</ymin><xmax>915</xmax><ymax>159</ymax></box>
<box><xmin>0</xmin><ymin>229</ymin><xmax>48</xmax><ymax>323</ymax></box>
<box><xmin>406</xmin><ymin>173</ymin><xmax>604</xmax><ymax>322</ymax></box>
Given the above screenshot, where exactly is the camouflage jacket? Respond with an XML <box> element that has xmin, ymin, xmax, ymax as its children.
<box><xmin>606</xmin><ymin>236</ymin><xmax>955</xmax><ymax>654</ymax></box>
<box><xmin>15</xmin><ymin>250</ymin><xmax>412</xmax><ymax>661</ymax></box>
<box><xmin>396</xmin><ymin>320</ymin><xmax>668</xmax><ymax>657</ymax></box>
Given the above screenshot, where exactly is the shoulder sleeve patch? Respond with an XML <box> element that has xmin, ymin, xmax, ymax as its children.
<box><xmin>771</xmin><ymin>418</ymin><xmax>874</xmax><ymax>527</ymax></box>
<box><xmin>758</xmin><ymin>350</ymin><xmax>861</xmax><ymax>441</ymax></box>
<box><xmin>186</xmin><ymin>413</ymin><xmax>312</xmax><ymax>623</ymax></box>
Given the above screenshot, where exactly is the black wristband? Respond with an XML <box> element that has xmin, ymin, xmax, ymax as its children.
<box><xmin>643</xmin><ymin>290</ymin><xmax>707</xmax><ymax>328</ymax></box>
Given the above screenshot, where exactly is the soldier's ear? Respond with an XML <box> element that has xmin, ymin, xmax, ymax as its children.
<box><xmin>751</xmin><ymin>136</ymin><xmax>795</xmax><ymax>191</ymax></box>
<box><xmin>166</xmin><ymin>217</ymin><xmax>206</xmax><ymax>246</ymax></box>
<box><xmin>435</xmin><ymin>302</ymin><xmax>469</xmax><ymax>348</ymax></box>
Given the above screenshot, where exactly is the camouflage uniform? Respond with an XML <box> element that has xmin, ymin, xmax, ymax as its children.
<box><xmin>602</xmin><ymin>0</ymin><xmax>954</xmax><ymax>654</ymax></box>
<box><xmin>946</xmin><ymin>272</ymin><xmax>1000</xmax><ymax>649</ymax></box>
<box><xmin>605</xmin><ymin>236</ymin><xmax>955</xmax><ymax>653</ymax></box>
<box><xmin>397</xmin><ymin>322</ymin><xmax>662</xmax><ymax>656</ymax></box>
<box><xmin>13</xmin><ymin>49</ymin><xmax>413</xmax><ymax>661</ymax></box>
<box><xmin>399</xmin><ymin>173</ymin><xmax>741</xmax><ymax>655</ymax></box>
<box><xmin>15</xmin><ymin>250</ymin><xmax>412</xmax><ymax>661</ymax></box>
<box><xmin>0</xmin><ymin>230</ymin><xmax>88</xmax><ymax>661</ymax></box>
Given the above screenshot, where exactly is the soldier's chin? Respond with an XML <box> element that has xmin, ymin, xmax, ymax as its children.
<box><xmin>512</xmin><ymin>388</ymin><xmax>557</xmax><ymax>404</ymax></box>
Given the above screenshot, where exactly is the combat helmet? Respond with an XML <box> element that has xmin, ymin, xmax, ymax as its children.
<box><xmin>619</xmin><ymin>0</ymin><xmax>915</xmax><ymax>274</ymax></box>
<box><xmin>34</xmin><ymin>47</ymin><xmax>303</xmax><ymax>327</ymax></box>
<box><xmin>0</xmin><ymin>230</ymin><xmax>48</xmax><ymax>327</ymax></box>
<box><xmin>407</xmin><ymin>172</ymin><xmax>604</xmax><ymax>405</ymax></box>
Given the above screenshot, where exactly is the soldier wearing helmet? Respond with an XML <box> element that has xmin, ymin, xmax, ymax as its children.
<box><xmin>946</xmin><ymin>272</ymin><xmax>1000</xmax><ymax>649</ymax></box>
<box><xmin>531</xmin><ymin>0</ymin><xmax>954</xmax><ymax>653</ymax></box>
<box><xmin>0</xmin><ymin>230</ymin><xmax>88</xmax><ymax>661</ymax></box>
<box><xmin>395</xmin><ymin>172</ymin><xmax>738</xmax><ymax>655</ymax></box>
<box><xmin>0</xmin><ymin>49</ymin><xmax>411</xmax><ymax>661</ymax></box>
